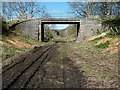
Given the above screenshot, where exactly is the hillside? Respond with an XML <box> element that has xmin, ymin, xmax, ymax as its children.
<box><xmin>2</xmin><ymin>22</ymin><xmax>53</xmax><ymax>60</ymax></box>
<box><xmin>58</xmin><ymin>24</ymin><xmax>77</xmax><ymax>41</ymax></box>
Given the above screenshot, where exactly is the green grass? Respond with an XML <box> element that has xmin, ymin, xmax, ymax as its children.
<box><xmin>17</xmin><ymin>33</ymin><xmax>39</xmax><ymax>45</ymax></box>
<box><xmin>2</xmin><ymin>45</ymin><xmax>28</xmax><ymax>60</ymax></box>
<box><xmin>95</xmin><ymin>41</ymin><xmax>110</xmax><ymax>49</ymax></box>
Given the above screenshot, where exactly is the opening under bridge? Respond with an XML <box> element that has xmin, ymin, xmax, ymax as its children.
<box><xmin>38</xmin><ymin>18</ymin><xmax>80</xmax><ymax>42</ymax></box>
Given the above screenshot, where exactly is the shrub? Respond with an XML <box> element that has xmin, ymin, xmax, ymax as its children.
<box><xmin>102</xmin><ymin>18</ymin><xmax>120</xmax><ymax>35</ymax></box>
<box><xmin>45</xmin><ymin>30</ymin><xmax>53</xmax><ymax>41</ymax></box>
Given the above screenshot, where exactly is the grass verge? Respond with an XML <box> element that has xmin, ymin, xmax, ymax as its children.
<box><xmin>2</xmin><ymin>29</ymin><xmax>54</xmax><ymax>60</ymax></box>
<box><xmin>95</xmin><ymin>41</ymin><xmax>110</xmax><ymax>49</ymax></box>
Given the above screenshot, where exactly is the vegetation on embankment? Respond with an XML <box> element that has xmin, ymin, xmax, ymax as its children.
<box><xmin>87</xmin><ymin>17</ymin><xmax>120</xmax><ymax>36</ymax></box>
<box><xmin>59</xmin><ymin>24</ymin><xmax>77</xmax><ymax>37</ymax></box>
<box><xmin>58</xmin><ymin>25</ymin><xmax>77</xmax><ymax>42</ymax></box>
<box><xmin>2</xmin><ymin>21</ymin><xmax>53</xmax><ymax>60</ymax></box>
<box><xmin>102</xmin><ymin>18</ymin><xmax>120</xmax><ymax>35</ymax></box>
<box><xmin>102</xmin><ymin>18</ymin><xmax>120</xmax><ymax>27</ymax></box>
<box><xmin>88</xmin><ymin>33</ymin><xmax>119</xmax><ymax>54</ymax></box>
<box><xmin>85</xmin><ymin>17</ymin><xmax>119</xmax><ymax>53</ymax></box>
<box><xmin>95</xmin><ymin>41</ymin><xmax>110</xmax><ymax>49</ymax></box>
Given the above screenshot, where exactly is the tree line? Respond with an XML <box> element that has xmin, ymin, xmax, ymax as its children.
<box><xmin>68</xmin><ymin>2</ymin><xmax>120</xmax><ymax>19</ymax></box>
<box><xmin>2</xmin><ymin>2</ymin><xmax>51</xmax><ymax>21</ymax></box>
<box><xmin>68</xmin><ymin>1</ymin><xmax>120</xmax><ymax>35</ymax></box>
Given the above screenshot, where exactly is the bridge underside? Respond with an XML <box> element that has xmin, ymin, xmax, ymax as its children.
<box><xmin>39</xmin><ymin>19</ymin><xmax>80</xmax><ymax>42</ymax></box>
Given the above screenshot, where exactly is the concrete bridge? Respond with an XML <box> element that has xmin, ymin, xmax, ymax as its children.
<box><xmin>15</xmin><ymin>18</ymin><xmax>104</xmax><ymax>42</ymax></box>
<box><xmin>39</xmin><ymin>18</ymin><xmax>80</xmax><ymax>41</ymax></box>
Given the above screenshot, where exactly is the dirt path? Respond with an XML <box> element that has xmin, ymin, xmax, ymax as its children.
<box><xmin>2</xmin><ymin>43</ymin><xmax>87</xmax><ymax>89</ymax></box>
<box><xmin>64</xmin><ymin>42</ymin><xmax>118</xmax><ymax>88</ymax></box>
<box><xmin>2</xmin><ymin>43</ymin><xmax>118</xmax><ymax>89</ymax></box>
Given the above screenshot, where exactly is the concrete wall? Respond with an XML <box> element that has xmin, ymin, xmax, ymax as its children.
<box><xmin>15</xmin><ymin>19</ymin><xmax>40</xmax><ymax>40</ymax></box>
<box><xmin>77</xmin><ymin>20</ymin><xmax>104</xmax><ymax>42</ymax></box>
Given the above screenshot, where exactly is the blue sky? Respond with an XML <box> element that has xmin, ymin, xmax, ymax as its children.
<box><xmin>40</xmin><ymin>2</ymin><xmax>75</xmax><ymax>18</ymax></box>
<box><xmin>40</xmin><ymin>2</ymin><xmax>74</xmax><ymax>30</ymax></box>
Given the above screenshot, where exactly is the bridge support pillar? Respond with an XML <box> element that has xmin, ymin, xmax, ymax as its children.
<box><xmin>38</xmin><ymin>24</ymin><xmax>41</xmax><ymax>41</ymax></box>
<box><xmin>76</xmin><ymin>22</ymin><xmax>81</xmax><ymax>42</ymax></box>
<box><xmin>38</xmin><ymin>20</ymin><xmax>44</xmax><ymax>42</ymax></box>
<box><xmin>37</xmin><ymin>20</ymin><xmax>42</xmax><ymax>41</ymax></box>
<box><xmin>77</xmin><ymin>23</ymin><xmax>80</xmax><ymax>36</ymax></box>
<box><xmin>41</xmin><ymin>23</ymin><xmax>44</xmax><ymax>42</ymax></box>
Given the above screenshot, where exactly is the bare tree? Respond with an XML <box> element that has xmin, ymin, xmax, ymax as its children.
<box><xmin>68</xmin><ymin>2</ymin><xmax>120</xmax><ymax>19</ymax></box>
<box><xmin>2</xmin><ymin>2</ymin><xmax>14</xmax><ymax>21</ymax></box>
<box><xmin>2</xmin><ymin>2</ymin><xmax>51</xmax><ymax>21</ymax></box>
<box><xmin>68</xmin><ymin>2</ymin><xmax>94</xmax><ymax>18</ymax></box>
<box><xmin>40</xmin><ymin>6</ymin><xmax>51</xmax><ymax>19</ymax></box>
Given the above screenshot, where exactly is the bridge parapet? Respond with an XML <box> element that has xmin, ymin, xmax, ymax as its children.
<box><xmin>40</xmin><ymin>18</ymin><xmax>80</xmax><ymax>21</ymax></box>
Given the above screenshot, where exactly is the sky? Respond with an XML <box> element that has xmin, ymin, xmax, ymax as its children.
<box><xmin>40</xmin><ymin>2</ymin><xmax>74</xmax><ymax>18</ymax></box>
<box><xmin>40</xmin><ymin>2</ymin><xmax>75</xmax><ymax>30</ymax></box>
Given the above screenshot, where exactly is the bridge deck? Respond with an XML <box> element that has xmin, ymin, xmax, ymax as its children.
<box><xmin>40</xmin><ymin>18</ymin><xmax>80</xmax><ymax>21</ymax></box>
<box><xmin>40</xmin><ymin>18</ymin><xmax>80</xmax><ymax>24</ymax></box>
